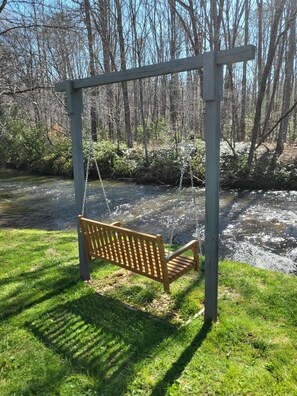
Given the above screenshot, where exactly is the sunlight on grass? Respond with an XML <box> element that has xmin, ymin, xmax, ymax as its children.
<box><xmin>0</xmin><ymin>229</ymin><xmax>296</xmax><ymax>395</ymax></box>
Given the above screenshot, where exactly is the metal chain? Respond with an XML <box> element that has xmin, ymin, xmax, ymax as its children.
<box><xmin>169</xmin><ymin>146</ymin><xmax>188</xmax><ymax>245</ymax></box>
<box><xmin>82</xmin><ymin>130</ymin><xmax>111</xmax><ymax>217</ymax></box>
<box><xmin>93</xmin><ymin>154</ymin><xmax>111</xmax><ymax>216</ymax></box>
<box><xmin>81</xmin><ymin>135</ymin><xmax>92</xmax><ymax>216</ymax></box>
<box><xmin>189</xmin><ymin>154</ymin><xmax>203</xmax><ymax>254</ymax></box>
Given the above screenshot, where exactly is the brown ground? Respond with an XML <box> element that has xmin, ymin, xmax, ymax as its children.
<box><xmin>257</xmin><ymin>143</ymin><xmax>297</xmax><ymax>166</ymax></box>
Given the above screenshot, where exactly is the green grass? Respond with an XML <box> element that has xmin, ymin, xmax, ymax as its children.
<box><xmin>0</xmin><ymin>228</ymin><xmax>296</xmax><ymax>395</ymax></box>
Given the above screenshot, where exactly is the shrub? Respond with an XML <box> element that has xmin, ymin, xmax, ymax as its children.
<box><xmin>0</xmin><ymin>118</ymin><xmax>49</xmax><ymax>170</ymax></box>
<box><xmin>90</xmin><ymin>140</ymin><xmax>118</xmax><ymax>177</ymax></box>
<box><xmin>135</xmin><ymin>147</ymin><xmax>182</xmax><ymax>184</ymax></box>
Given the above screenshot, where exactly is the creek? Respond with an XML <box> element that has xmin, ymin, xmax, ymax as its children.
<box><xmin>1</xmin><ymin>169</ymin><xmax>296</xmax><ymax>275</ymax></box>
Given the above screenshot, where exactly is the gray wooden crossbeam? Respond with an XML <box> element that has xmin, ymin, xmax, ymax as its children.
<box><xmin>55</xmin><ymin>45</ymin><xmax>255</xmax><ymax>93</ymax></box>
<box><xmin>56</xmin><ymin>44</ymin><xmax>255</xmax><ymax>323</ymax></box>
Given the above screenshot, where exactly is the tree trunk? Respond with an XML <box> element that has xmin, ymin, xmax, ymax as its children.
<box><xmin>115</xmin><ymin>0</ymin><xmax>133</xmax><ymax>148</ymax></box>
<box><xmin>239</xmin><ymin>0</ymin><xmax>250</xmax><ymax>141</ymax></box>
<box><xmin>247</xmin><ymin>2</ymin><xmax>284</xmax><ymax>172</ymax></box>
<box><xmin>96</xmin><ymin>0</ymin><xmax>114</xmax><ymax>140</ymax></box>
<box><xmin>275</xmin><ymin>0</ymin><xmax>296</xmax><ymax>156</ymax></box>
<box><xmin>84</xmin><ymin>0</ymin><xmax>97</xmax><ymax>141</ymax></box>
<box><xmin>168</xmin><ymin>0</ymin><xmax>179</xmax><ymax>146</ymax></box>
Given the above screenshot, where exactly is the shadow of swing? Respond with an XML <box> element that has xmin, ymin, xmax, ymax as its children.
<box><xmin>26</xmin><ymin>292</ymin><xmax>176</xmax><ymax>393</ymax></box>
<box><xmin>27</xmin><ymin>290</ymin><xmax>210</xmax><ymax>394</ymax></box>
<box><xmin>24</xmin><ymin>263</ymin><xmax>207</xmax><ymax>394</ymax></box>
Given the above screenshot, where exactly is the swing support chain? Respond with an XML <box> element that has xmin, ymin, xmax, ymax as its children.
<box><xmin>81</xmin><ymin>130</ymin><xmax>111</xmax><ymax>218</ymax></box>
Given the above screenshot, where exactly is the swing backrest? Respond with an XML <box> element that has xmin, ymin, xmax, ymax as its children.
<box><xmin>79</xmin><ymin>216</ymin><xmax>169</xmax><ymax>283</ymax></box>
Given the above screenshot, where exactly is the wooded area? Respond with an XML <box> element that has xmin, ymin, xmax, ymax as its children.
<box><xmin>0</xmin><ymin>0</ymin><xmax>296</xmax><ymax>182</ymax></box>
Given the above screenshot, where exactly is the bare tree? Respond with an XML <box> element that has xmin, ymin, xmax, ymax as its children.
<box><xmin>275</xmin><ymin>0</ymin><xmax>297</xmax><ymax>156</ymax></box>
<box><xmin>130</xmin><ymin>0</ymin><xmax>149</xmax><ymax>160</ymax></box>
<box><xmin>83</xmin><ymin>0</ymin><xmax>98</xmax><ymax>141</ymax></box>
<box><xmin>0</xmin><ymin>0</ymin><xmax>7</xmax><ymax>14</ymax></box>
<box><xmin>115</xmin><ymin>0</ymin><xmax>133</xmax><ymax>148</ymax></box>
<box><xmin>239</xmin><ymin>0</ymin><xmax>250</xmax><ymax>141</ymax></box>
<box><xmin>247</xmin><ymin>1</ymin><xmax>285</xmax><ymax>172</ymax></box>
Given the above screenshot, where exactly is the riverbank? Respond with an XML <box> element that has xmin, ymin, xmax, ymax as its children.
<box><xmin>0</xmin><ymin>228</ymin><xmax>296</xmax><ymax>395</ymax></box>
<box><xmin>1</xmin><ymin>137</ymin><xmax>297</xmax><ymax>190</ymax></box>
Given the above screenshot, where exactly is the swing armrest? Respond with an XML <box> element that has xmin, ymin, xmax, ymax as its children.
<box><xmin>111</xmin><ymin>221</ymin><xmax>122</xmax><ymax>227</ymax></box>
<box><xmin>165</xmin><ymin>240</ymin><xmax>199</xmax><ymax>262</ymax></box>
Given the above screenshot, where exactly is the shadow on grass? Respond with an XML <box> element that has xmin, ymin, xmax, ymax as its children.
<box><xmin>150</xmin><ymin>321</ymin><xmax>212</xmax><ymax>396</ymax></box>
<box><xmin>0</xmin><ymin>261</ymin><xmax>79</xmax><ymax>321</ymax></box>
<box><xmin>161</xmin><ymin>257</ymin><xmax>205</xmax><ymax>322</ymax></box>
<box><xmin>174</xmin><ymin>261</ymin><xmax>205</xmax><ymax>305</ymax></box>
<box><xmin>26</xmin><ymin>292</ymin><xmax>177</xmax><ymax>395</ymax></box>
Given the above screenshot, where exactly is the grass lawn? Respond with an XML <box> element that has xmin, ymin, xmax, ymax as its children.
<box><xmin>0</xmin><ymin>228</ymin><xmax>296</xmax><ymax>395</ymax></box>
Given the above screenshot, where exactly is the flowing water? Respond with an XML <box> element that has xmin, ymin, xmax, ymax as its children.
<box><xmin>1</xmin><ymin>169</ymin><xmax>296</xmax><ymax>275</ymax></box>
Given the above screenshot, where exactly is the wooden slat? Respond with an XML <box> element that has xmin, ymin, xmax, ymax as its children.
<box><xmin>103</xmin><ymin>227</ymin><xmax>113</xmax><ymax>260</ymax></box>
<box><xmin>128</xmin><ymin>235</ymin><xmax>137</xmax><ymax>270</ymax></box>
<box><xmin>98</xmin><ymin>225</ymin><xmax>108</xmax><ymax>258</ymax></box>
<box><xmin>152</xmin><ymin>243</ymin><xmax>161</xmax><ymax>279</ymax></box>
<box><xmin>91</xmin><ymin>224</ymin><xmax>100</xmax><ymax>253</ymax></box>
<box><xmin>145</xmin><ymin>240</ymin><xmax>155</xmax><ymax>277</ymax></box>
<box><xmin>113</xmin><ymin>232</ymin><xmax>121</xmax><ymax>263</ymax></box>
<box><xmin>118</xmin><ymin>233</ymin><xmax>128</xmax><ymax>267</ymax></box>
<box><xmin>87</xmin><ymin>224</ymin><xmax>95</xmax><ymax>252</ymax></box>
<box><xmin>107</xmin><ymin>228</ymin><xmax>116</xmax><ymax>260</ymax></box>
<box><xmin>124</xmin><ymin>234</ymin><xmax>133</xmax><ymax>269</ymax></box>
<box><xmin>109</xmin><ymin>229</ymin><xmax>117</xmax><ymax>261</ymax></box>
<box><xmin>156</xmin><ymin>235</ymin><xmax>169</xmax><ymax>290</ymax></box>
<box><xmin>139</xmin><ymin>238</ymin><xmax>149</xmax><ymax>274</ymax></box>
<box><xmin>167</xmin><ymin>256</ymin><xmax>196</xmax><ymax>281</ymax></box>
<box><xmin>134</xmin><ymin>238</ymin><xmax>143</xmax><ymax>273</ymax></box>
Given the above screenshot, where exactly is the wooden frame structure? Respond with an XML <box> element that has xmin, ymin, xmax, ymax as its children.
<box><xmin>55</xmin><ymin>45</ymin><xmax>255</xmax><ymax>322</ymax></box>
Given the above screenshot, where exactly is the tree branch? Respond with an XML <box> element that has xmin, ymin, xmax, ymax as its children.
<box><xmin>255</xmin><ymin>100</ymin><xmax>297</xmax><ymax>150</ymax></box>
<box><xmin>0</xmin><ymin>86</ymin><xmax>53</xmax><ymax>96</ymax></box>
<box><xmin>0</xmin><ymin>0</ymin><xmax>8</xmax><ymax>14</ymax></box>
<box><xmin>0</xmin><ymin>23</ymin><xmax>76</xmax><ymax>36</ymax></box>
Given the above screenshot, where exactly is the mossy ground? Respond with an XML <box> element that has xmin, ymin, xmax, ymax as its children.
<box><xmin>0</xmin><ymin>228</ymin><xmax>296</xmax><ymax>395</ymax></box>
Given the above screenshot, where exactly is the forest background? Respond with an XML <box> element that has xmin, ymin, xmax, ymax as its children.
<box><xmin>0</xmin><ymin>0</ymin><xmax>297</xmax><ymax>189</ymax></box>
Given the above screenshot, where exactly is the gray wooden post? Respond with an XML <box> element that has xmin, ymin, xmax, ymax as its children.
<box><xmin>65</xmin><ymin>81</ymin><xmax>90</xmax><ymax>280</ymax></box>
<box><xmin>203</xmin><ymin>52</ymin><xmax>223</xmax><ymax>323</ymax></box>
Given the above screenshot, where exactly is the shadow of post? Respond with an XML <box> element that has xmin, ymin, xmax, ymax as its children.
<box><xmin>150</xmin><ymin>321</ymin><xmax>212</xmax><ymax>396</ymax></box>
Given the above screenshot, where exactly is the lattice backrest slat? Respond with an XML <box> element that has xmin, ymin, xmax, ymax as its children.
<box><xmin>96</xmin><ymin>224</ymin><xmax>107</xmax><ymax>257</ymax></box>
<box><xmin>112</xmin><ymin>230</ymin><xmax>121</xmax><ymax>262</ymax></box>
<box><xmin>152</xmin><ymin>243</ymin><xmax>161</xmax><ymax>278</ymax></box>
<box><xmin>144</xmin><ymin>240</ymin><xmax>154</xmax><ymax>276</ymax></box>
<box><xmin>129</xmin><ymin>235</ymin><xmax>141</xmax><ymax>271</ymax></box>
<box><xmin>92</xmin><ymin>224</ymin><xmax>101</xmax><ymax>253</ymax></box>
<box><xmin>123</xmin><ymin>233</ymin><xmax>132</xmax><ymax>269</ymax></box>
<box><xmin>117</xmin><ymin>231</ymin><xmax>127</xmax><ymax>266</ymax></box>
<box><xmin>134</xmin><ymin>237</ymin><xmax>143</xmax><ymax>272</ymax></box>
<box><xmin>138</xmin><ymin>238</ymin><xmax>149</xmax><ymax>274</ymax></box>
<box><xmin>102</xmin><ymin>227</ymin><xmax>112</xmax><ymax>260</ymax></box>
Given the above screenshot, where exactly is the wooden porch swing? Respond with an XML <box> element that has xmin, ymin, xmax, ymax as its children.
<box><xmin>79</xmin><ymin>216</ymin><xmax>199</xmax><ymax>292</ymax></box>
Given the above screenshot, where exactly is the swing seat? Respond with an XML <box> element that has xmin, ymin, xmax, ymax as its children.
<box><xmin>79</xmin><ymin>216</ymin><xmax>199</xmax><ymax>292</ymax></box>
